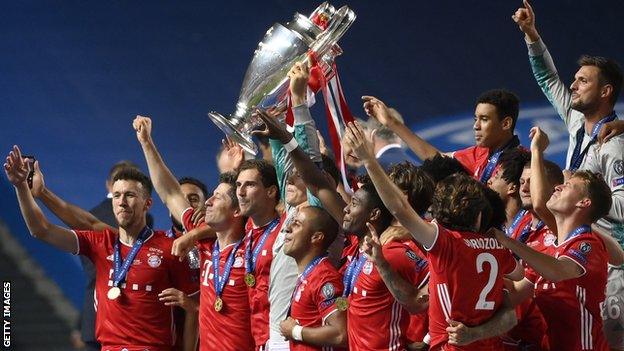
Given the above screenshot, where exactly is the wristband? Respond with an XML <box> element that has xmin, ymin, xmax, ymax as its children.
<box><xmin>291</xmin><ymin>325</ymin><xmax>304</xmax><ymax>341</ymax></box>
<box><xmin>423</xmin><ymin>333</ymin><xmax>430</xmax><ymax>344</ymax></box>
<box><xmin>283</xmin><ymin>138</ymin><xmax>299</xmax><ymax>153</ymax></box>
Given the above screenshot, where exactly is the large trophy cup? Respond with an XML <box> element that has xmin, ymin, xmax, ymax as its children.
<box><xmin>208</xmin><ymin>3</ymin><xmax>356</xmax><ymax>155</ymax></box>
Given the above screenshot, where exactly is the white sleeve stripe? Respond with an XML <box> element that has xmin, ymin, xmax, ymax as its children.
<box><xmin>180</xmin><ymin>207</ymin><xmax>194</xmax><ymax>232</ymax></box>
<box><xmin>322</xmin><ymin>308</ymin><xmax>339</xmax><ymax>325</ymax></box>
<box><xmin>71</xmin><ymin>230</ymin><xmax>80</xmax><ymax>255</ymax></box>
<box><xmin>423</xmin><ymin>222</ymin><xmax>440</xmax><ymax>252</ymax></box>
<box><xmin>559</xmin><ymin>255</ymin><xmax>587</xmax><ymax>277</ymax></box>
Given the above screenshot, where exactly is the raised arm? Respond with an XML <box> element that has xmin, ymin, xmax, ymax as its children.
<box><xmin>30</xmin><ymin>161</ymin><xmax>112</xmax><ymax>231</ymax></box>
<box><xmin>252</xmin><ymin>109</ymin><xmax>346</xmax><ymax>223</ymax></box>
<box><xmin>344</xmin><ymin>122</ymin><xmax>437</xmax><ymax>248</ymax></box>
<box><xmin>270</xmin><ymin>62</ymin><xmax>323</xmax><ymax>205</ymax></box>
<box><xmin>528</xmin><ymin>127</ymin><xmax>557</xmax><ymax>233</ymax></box>
<box><xmin>4</xmin><ymin>146</ymin><xmax>78</xmax><ymax>253</ymax></box>
<box><xmin>513</xmin><ymin>0</ymin><xmax>575</xmax><ymax>127</ymax></box>
<box><xmin>493</xmin><ymin>228</ymin><xmax>582</xmax><ymax>282</ymax></box>
<box><xmin>362</xmin><ymin>96</ymin><xmax>440</xmax><ymax>160</ymax></box>
<box><xmin>363</xmin><ymin>223</ymin><xmax>428</xmax><ymax>313</ymax></box>
<box><xmin>134</xmin><ymin>116</ymin><xmax>190</xmax><ymax>220</ymax></box>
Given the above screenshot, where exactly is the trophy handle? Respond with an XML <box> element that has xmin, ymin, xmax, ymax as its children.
<box><xmin>311</xmin><ymin>6</ymin><xmax>356</xmax><ymax>57</ymax></box>
<box><xmin>310</xmin><ymin>2</ymin><xmax>336</xmax><ymax>20</ymax></box>
<box><xmin>208</xmin><ymin>111</ymin><xmax>259</xmax><ymax>155</ymax></box>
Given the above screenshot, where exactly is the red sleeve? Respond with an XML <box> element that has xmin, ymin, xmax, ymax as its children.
<box><xmin>524</xmin><ymin>266</ymin><xmax>539</xmax><ymax>284</ymax></box>
<box><xmin>384</xmin><ymin>243</ymin><xmax>429</xmax><ymax>288</ymax></box>
<box><xmin>170</xmin><ymin>251</ymin><xmax>200</xmax><ymax>295</ymax></box>
<box><xmin>425</xmin><ymin>222</ymin><xmax>453</xmax><ymax>274</ymax></box>
<box><xmin>500</xmin><ymin>250</ymin><xmax>518</xmax><ymax>276</ymax></box>
<box><xmin>73</xmin><ymin>229</ymin><xmax>105</xmax><ymax>260</ymax></box>
<box><xmin>452</xmin><ymin>146</ymin><xmax>480</xmax><ymax>175</ymax></box>
<box><xmin>559</xmin><ymin>236</ymin><xmax>600</xmax><ymax>275</ymax></box>
<box><xmin>180</xmin><ymin>207</ymin><xmax>208</xmax><ymax>232</ymax></box>
<box><xmin>314</xmin><ymin>271</ymin><xmax>344</xmax><ymax>322</ymax></box>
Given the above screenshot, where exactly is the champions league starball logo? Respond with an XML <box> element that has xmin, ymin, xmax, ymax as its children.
<box><xmin>412</xmin><ymin>102</ymin><xmax>624</xmax><ymax>167</ymax></box>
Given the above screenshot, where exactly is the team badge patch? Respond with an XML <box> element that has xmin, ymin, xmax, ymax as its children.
<box><xmin>321</xmin><ymin>283</ymin><xmax>336</xmax><ymax>299</ymax></box>
<box><xmin>234</xmin><ymin>256</ymin><xmax>244</xmax><ymax>268</ymax></box>
<box><xmin>148</xmin><ymin>255</ymin><xmax>162</xmax><ymax>268</ymax></box>
<box><xmin>363</xmin><ymin>261</ymin><xmax>374</xmax><ymax>275</ymax></box>
<box><xmin>579</xmin><ymin>242</ymin><xmax>592</xmax><ymax>254</ymax></box>
<box><xmin>543</xmin><ymin>233</ymin><xmax>556</xmax><ymax>247</ymax></box>
<box><xmin>613</xmin><ymin>177</ymin><xmax>624</xmax><ymax>187</ymax></box>
<box><xmin>614</xmin><ymin>160</ymin><xmax>624</xmax><ymax>176</ymax></box>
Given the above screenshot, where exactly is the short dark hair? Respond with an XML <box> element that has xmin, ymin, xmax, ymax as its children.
<box><xmin>304</xmin><ymin>206</ymin><xmax>339</xmax><ymax>250</ymax></box>
<box><xmin>179</xmin><ymin>177</ymin><xmax>208</xmax><ymax>199</ymax></box>
<box><xmin>578</xmin><ymin>55</ymin><xmax>623</xmax><ymax>105</ymax></box>
<box><xmin>237</xmin><ymin>159</ymin><xmax>280</xmax><ymax>201</ymax></box>
<box><xmin>476</xmin><ymin>89</ymin><xmax>520</xmax><ymax>130</ymax></box>
<box><xmin>388</xmin><ymin>162</ymin><xmax>435</xmax><ymax>215</ymax></box>
<box><xmin>420</xmin><ymin>153</ymin><xmax>469</xmax><ymax>184</ymax></box>
<box><xmin>358</xmin><ymin>177</ymin><xmax>393</xmax><ymax>230</ymax></box>
<box><xmin>218</xmin><ymin>172</ymin><xmax>239</xmax><ymax>208</ymax></box>
<box><xmin>573</xmin><ymin>170</ymin><xmax>612</xmax><ymax>222</ymax></box>
<box><xmin>543</xmin><ymin>160</ymin><xmax>564</xmax><ymax>188</ymax></box>
<box><xmin>431</xmin><ymin>174</ymin><xmax>491</xmax><ymax>232</ymax></box>
<box><xmin>498</xmin><ymin>149</ymin><xmax>531</xmax><ymax>188</ymax></box>
<box><xmin>112</xmin><ymin>168</ymin><xmax>153</xmax><ymax>197</ymax></box>
<box><xmin>108</xmin><ymin>160</ymin><xmax>140</xmax><ymax>183</ymax></box>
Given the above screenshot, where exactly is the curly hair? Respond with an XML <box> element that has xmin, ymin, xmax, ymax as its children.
<box><xmin>388</xmin><ymin>162</ymin><xmax>435</xmax><ymax>215</ymax></box>
<box><xmin>430</xmin><ymin>173</ymin><xmax>491</xmax><ymax>232</ymax></box>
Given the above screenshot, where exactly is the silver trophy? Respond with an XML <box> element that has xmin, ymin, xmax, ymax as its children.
<box><xmin>208</xmin><ymin>2</ymin><xmax>356</xmax><ymax>155</ymax></box>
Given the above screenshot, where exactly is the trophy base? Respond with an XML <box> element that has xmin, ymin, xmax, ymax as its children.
<box><xmin>208</xmin><ymin>112</ymin><xmax>258</xmax><ymax>156</ymax></box>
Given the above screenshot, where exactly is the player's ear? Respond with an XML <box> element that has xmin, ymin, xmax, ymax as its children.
<box><xmin>311</xmin><ymin>231</ymin><xmax>324</xmax><ymax>247</ymax></box>
<box><xmin>369</xmin><ymin>208</ymin><xmax>381</xmax><ymax>222</ymax></box>
<box><xmin>144</xmin><ymin>197</ymin><xmax>153</xmax><ymax>211</ymax></box>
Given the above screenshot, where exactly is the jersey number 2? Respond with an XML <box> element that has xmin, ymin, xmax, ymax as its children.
<box><xmin>475</xmin><ymin>253</ymin><xmax>498</xmax><ymax>310</ymax></box>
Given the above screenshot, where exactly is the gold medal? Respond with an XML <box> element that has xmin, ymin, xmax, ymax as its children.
<box><xmin>245</xmin><ymin>273</ymin><xmax>256</xmax><ymax>287</ymax></box>
<box><xmin>107</xmin><ymin>287</ymin><xmax>121</xmax><ymax>300</ymax></box>
<box><xmin>335</xmin><ymin>297</ymin><xmax>348</xmax><ymax>311</ymax></box>
<box><xmin>214</xmin><ymin>297</ymin><xmax>224</xmax><ymax>312</ymax></box>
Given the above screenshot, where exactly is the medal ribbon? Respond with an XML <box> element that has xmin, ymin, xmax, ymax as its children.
<box><xmin>518</xmin><ymin>220</ymin><xmax>544</xmax><ymax>244</ymax></box>
<box><xmin>479</xmin><ymin>135</ymin><xmax>520</xmax><ymax>183</ymax></box>
<box><xmin>564</xmin><ymin>225</ymin><xmax>592</xmax><ymax>242</ymax></box>
<box><xmin>213</xmin><ymin>239</ymin><xmax>243</xmax><ymax>298</ymax></box>
<box><xmin>505</xmin><ymin>209</ymin><xmax>529</xmax><ymax>237</ymax></box>
<box><xmin>569</xmin><ymin>113</ymin><xmax>617</xmax><ymax>171</ymax></box>
<box><xmin>245</xmin><ymin>218</ymin><xmax>280</xmax><ymax>274</ymax></box>
<box><xmin>113</xmin><ymin>226</ymin><xmax>152</xmax><ymax>287</ymax></box>
<box><xmin>342</xmin><ymin>252</ymin><xmax>367</xmax><ymax>298</ymax></box>
<box><xmin>288</xmin><ymin>254</ymin><xmax>328</xmax><ymax>316</ymax></box>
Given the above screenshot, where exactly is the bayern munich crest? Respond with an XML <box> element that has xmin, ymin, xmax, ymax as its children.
<box><xmin>147</xmin><ymin>255</ymin><xmax>162</xmax><ymax>268</ymax></box>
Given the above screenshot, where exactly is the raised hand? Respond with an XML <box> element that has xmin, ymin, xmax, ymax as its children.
<box><xmin>191</xmin><ymin>204</ymin><xmax>206</xmax><ymax>226</ymax></box>
<box><xmin>512</xmin><ymin>0</ymin><xmax>539</xmax><ymax>42</ymax></box>
<box><xmin>221</xmin><ymin>137</ymin><xmax>245</xmax><ymax>172</ymax></box>
<box><xmin>4</xmin><ymin>145</ymin><xmax>29</xmax><ymax>186</ymax></box>
<box><xmin>250</xmin><ymin>108</ymin><xmax>293</xmax><ymax>143</ymax></box>
<box><xmin>343</xmin><ymin>122</ymin><xmax>375</xmax><ymax>163</ymax></box>
<box><xmin>362</xmin><ymin>96</ymin><xmax>397</xmax><ymax>127</ymax></box>
<box><xmin>288</xmin><ymin>62</ymin><xmax>310</xmax><ymax>106</ymax></box>
<box><xmin>362</xmin><ymin>222</ymin><xmax>384</xmax><ymax>263</ymax></box>
<box><xmin>30</xmin><ymin>160</ymin><xmax>46</xmax><ymax>198</ymax></box>
<box><xmin>529</xmin><ymin>126</ymin><xmax>549</xmax><ymax>153</ymax></box>
<box><xmin>133</xmin><ymin>115</ymin><xmax>153</xmax><ymax>144</ymax></box>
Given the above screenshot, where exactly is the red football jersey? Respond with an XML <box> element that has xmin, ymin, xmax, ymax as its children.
<box><xmin>526</xmin><ymin>231</ymin><xmax>609</xmax><ymax>351</ymax></box>
<box><xmin>403</xmin><ymin>240</ymin><xmax>429</xmax><ymax>344</ymax></box>
<box><xmin>73</xmin><ymin>228</ymin><xmax>199</xmax><ymax>351</ymax></box>
<box><xmin>453</xmin><ymin>145</ymin><xmax>491</xmax><ymax>181</ymax></box>
<box><xmin>181</xmin><ymin>208</ymin><xmax>254</xmax><ymax>351</ymax></box>
<box><xmin>503</xmin><ymin>212</ymin><xmax>551</xmax><ymax>350</ymax></box>
<box><xmin>289</xmin><ymin>258</ymin><xmax>344</xmax><ymax>351</ymax></box>
<box><xmin>245</xmin><ymin>215</ymin><xmax>284</xmax><ymax>348</ymax></box>
<box><xmin>347</xmin><ymin>241</ymin><xmax>429</xmax><ymax>350</ymax></box>
<box><xmin>426</xmin><ymin>222</ymin><xmax>517</xmax><ymax>350</ymax></box>
<box><xmin>339</xmin><ymin>233</ymin><xmax>359</xmax><ymax>275</ymax></box>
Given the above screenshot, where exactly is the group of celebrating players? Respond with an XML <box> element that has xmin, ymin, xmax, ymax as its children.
<box><xmin>4</xmin><ymin>1</ymin><xmax>624</xmax><ymax>350</ymax></box>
